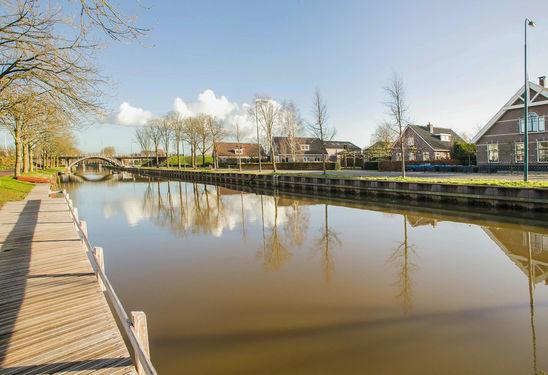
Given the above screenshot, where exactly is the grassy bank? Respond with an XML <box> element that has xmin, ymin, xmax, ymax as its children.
<box><xmin>0</xmin><ymin>176</ymin><xmax>34</xmax><ymax>207</ymax></box>
<box><xmin>131</xmin><ymin>166</ymin><xmax>548</xmax><ymax>188</ymax></box>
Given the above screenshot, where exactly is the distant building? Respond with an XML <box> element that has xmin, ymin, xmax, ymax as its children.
<box><xmin>273</xmin><ymin>137</ymin><xmax>326</xmax><ymax>162</ymax></box>
<box><xmin>323</xmin><ymin>140</ymin><xmax>362</xmax><ymax>161</ymax></box>
<box><xmin>213</xmin><ymin>142</ymin><xmax>263</xmax><ymax>163</ymax></box>
<box><xmin>391</xmin><ymin>123</ymin><xmax>464</xmax><ymax>162</ymax></box>
<box><xmin>473</xmin><ymin>77</ymin><xmax>548</xmax><ymax>168</ymax></box>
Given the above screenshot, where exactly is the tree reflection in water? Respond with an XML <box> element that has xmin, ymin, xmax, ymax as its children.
<box><xmin>313</xmin><ymin>204</ymin><xmax>341</xmax><ymax>284</ymax></box>
<box><xmin>388</xmin><ymin>215</ymin><xmax>417</xmax><ymax>313</ymax></box>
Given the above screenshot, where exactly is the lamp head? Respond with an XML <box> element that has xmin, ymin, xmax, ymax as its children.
<box><xmin>527</xmin><ymin>19</ymin><xmax>536</xmax><ymax>27</ymax></box>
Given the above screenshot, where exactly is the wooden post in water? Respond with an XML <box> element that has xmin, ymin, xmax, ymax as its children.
<box><xmin>94</xmin><ymin>246</ymin><xmax>105</xmax><ymax>291</ymax></box>
<box><xmin>131</xmin><ymin>311</ymin><xmax>150</xmax><ymax>375</ymax></box>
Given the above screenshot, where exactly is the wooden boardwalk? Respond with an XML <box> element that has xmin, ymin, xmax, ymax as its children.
<box><xmin>0</xmin><ymin>184</ymin><xmax>136</xmax><ymax>374</ymax></box>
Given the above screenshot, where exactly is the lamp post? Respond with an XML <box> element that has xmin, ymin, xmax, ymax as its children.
<box><xmin>524</xmin><ymin>18</ymin><xmax>536</xmax><ymax>182</ymax></box>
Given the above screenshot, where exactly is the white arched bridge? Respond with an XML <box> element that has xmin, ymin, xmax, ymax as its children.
<box><xmin>60</xmin><ymin>154</ymin><xmax>167</xmax><ymax>170</ymax></box>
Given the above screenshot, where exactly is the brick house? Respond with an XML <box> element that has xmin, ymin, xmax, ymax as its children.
<box><xmin>472</xmin><ymin>77</ymin><xmax>548</xmax><ymax>169</ymax></box>
<box><xmin>391</xmin><ymin>124</ymin><xmax>464</xmax><ymax>162</ymax></box>
<box><xmin>273</xmin><ymin>137</ymin><xmax>326</xmax><ymax>162</ymax></box>
<box><xmin>213</xmin><ymin>142</ymin><xmax>263</xmax><ymax>163</ymax></box>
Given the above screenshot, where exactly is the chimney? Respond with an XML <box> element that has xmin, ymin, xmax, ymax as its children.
<box><xmin>428</xmin><ymin>122</ymin><xmax>434</xmax><ymax>134</ymax></box>
<box><xmin>539</xmin><ymin>76</ymin><xmax>546</xmax><ymax>88</ymax></box>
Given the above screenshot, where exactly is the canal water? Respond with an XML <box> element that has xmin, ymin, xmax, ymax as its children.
<box><xmin>61</xmin><ymin>170</ymin><xmax>548</xmax><ymax>375</ymax></box>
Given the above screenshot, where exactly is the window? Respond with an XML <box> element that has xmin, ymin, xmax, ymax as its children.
<box><xmin>407</xmin><ymin>137</ymin><xmax>414</xmax><ymax>146</ymax></box>
<box><xmin>487</xmin><ymin>144</ymin><xmax>499</xmax><ymax>163</ymax></box>
<box><xmin>538</xmin><ymin>141</ymin><xmax>548</xmax><ymax>162</ymax></box>
<box><xmin>300</xmin><ymin>144</ymin><xmax>310</xmax><ymax>151</ymax></box>
<box><xmin>234</xmin><ymin>147</ymin><xmax>243</xmax><ymax>155</ymax></box>
<box><xmin>515</xmin><ymin>142</ymin><xmax>524</xmax><ymax>163</ymax></box>
<box><xmin>395</xmin><ymin>152</ymin><xmax>402</xmax><ymax>161</ymax></box>
<box><xmin>439</xmin><ymin>134</ymin><xmax>451</xmax><ymax>142</ymax></box>
<box><xmin>519</xmin><ymin>112</ymin><xmax>545</xmax><ymax>133</ymax></box>
<box><xmin>422</xmin><ymin>151</ymin><xmax>430</xmax><ymax>161</ymax></box>
<box><xmin>408</xmin><ymin>152</ymin><xmax>415</xmax><ymax>161</ymax></box>
<box><xmin>435</xmin><ymin>151</ymin><xmax>448</xmax><ymax>160</ymax></box>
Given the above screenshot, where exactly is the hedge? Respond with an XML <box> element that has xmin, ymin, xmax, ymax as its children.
<box><xmin>223</xmin><ymin>162</ymin><xmax>341</xmax><ymax>171</ymax></box>
<box><xmin>379</xmin><ymin>159</ymin><xmax>461</xmax><ymax>172</ymax></box>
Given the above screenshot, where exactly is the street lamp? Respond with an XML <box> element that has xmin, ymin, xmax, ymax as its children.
<box><xmin>255</xmin><ymin>98</ymin><xmax>268</xmax><ymax>171</ymax></box>
<box><xmin>524</xmin><ymin>18</ymin><xmax>536</xmax><ymax>182</ymax></box>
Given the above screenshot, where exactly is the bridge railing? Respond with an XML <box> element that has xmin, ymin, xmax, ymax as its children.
<box><xmin>60</xmin><ymin>189</ymin><xmax>158</xmax><ymax>375</ymax></box>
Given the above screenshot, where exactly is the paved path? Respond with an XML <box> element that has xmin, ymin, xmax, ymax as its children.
<box><xmin>0</xmin><ymin>184</ymin><xmax>135</xmax><ymax>374</ymax></box>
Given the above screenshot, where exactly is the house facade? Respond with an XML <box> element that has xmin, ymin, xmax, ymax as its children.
<box><xmin>273</xmin><ymin>137</ymin><xmax>326</xmax><ymax>162</ymax></box>
<box><xmin>213</xmin><ymin>142</ymin><xmax>263</xmax><ymax>163</ymax></box>
<box><xmin>473</xmin><ymin>77</ymin><xmax>548</xmax><ymax>169</ymax></box>
<box><xmin>323</xmin><ymin>141</ymin><xmax>362</xmax><ymax>161</ymax></box>
<box><xmin>391</xmin><ymin>124</ymin><xmax>464</xmax><ymax>162</ymax></box>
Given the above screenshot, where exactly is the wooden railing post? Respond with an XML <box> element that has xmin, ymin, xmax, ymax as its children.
<box><xmin>80</xmin><ymin>220</ymin><xmax>87</xmax><ymax>250</ymax></box>
<box><xmin>93</xmin><ymin>246</ymin><xmax>105</xmax><ymax>291</ymax></box>
<box><xmin>73</xmin><ymin>207</ymin><xmax>79</xmax><ymax>223</ymax></box>
<box><xmin>131</xmin><ymin>311</ymin><xmax>150</xmax><ymax>375</ymax></box>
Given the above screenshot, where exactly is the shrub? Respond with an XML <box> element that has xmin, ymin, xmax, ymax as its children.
<box><xmin>233</xmin><ymin>162</ymin><xmax>340</xmax><ymax>171</ymax></box>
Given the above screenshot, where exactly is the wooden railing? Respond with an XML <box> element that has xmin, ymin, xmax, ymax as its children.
<box><xmin>60</xmin><ymin>189</ymin><xmax>158</xmax><ymax>375</ymax></box>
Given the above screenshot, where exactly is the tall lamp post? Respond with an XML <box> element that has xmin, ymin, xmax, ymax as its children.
<box><xmin>524</xmin><ymin>18</ymin><xmax>536</xmax><ymax>182</ymax></box>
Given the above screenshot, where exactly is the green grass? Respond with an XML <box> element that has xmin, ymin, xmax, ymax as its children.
<box><xmin>0</xmin><ymin>176</ymin><xmax>34</xmax><ymax>207</ymax></box>
<box><xmin>135</xmin><ymin>166</ymin><xmax>548</xmax><ymax>188</ymax></box>
<box><xmin>21</xmin><ymin>167</ymin><xmax>64</xmax><ymax>178</ymax></box>
<box><xmin>286</xmin><ymin>173</ymin><xmax>548</xmax><ymax>188</ymax></box>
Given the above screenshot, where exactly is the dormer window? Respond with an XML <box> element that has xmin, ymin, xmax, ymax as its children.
<box><xmin>234</xmin><ymin>147</ymin><xmax>243</xmax><ymax>155</ymax></box>
<box><xmin>300</xmin><ymin>144</ymin><xmax>310</xmax><ymax>151</ymax></box>
<box><xmin>439</xmin><ymin>134</ymin><xmax>451</xmax><ymax>142</ymax></box>
<box><xmin>519</xmin><ymin>112</ymin><xmax>545</xmax><ymax>133</ymax></box>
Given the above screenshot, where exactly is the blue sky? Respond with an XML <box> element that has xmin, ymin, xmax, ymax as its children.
<box><xmin>9</xmin><ymin>0</ymin><xmax>547</xmax><ymax>154</ymax></box>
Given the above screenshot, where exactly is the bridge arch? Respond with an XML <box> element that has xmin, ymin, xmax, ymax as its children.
<box><xmin>67</xmin><ymin>155</ymin><xmax>123</xmax><ymax>169</ymax></box>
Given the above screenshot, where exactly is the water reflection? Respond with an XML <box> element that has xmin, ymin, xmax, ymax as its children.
<box><xmin>61</xmin><ymin>172</ymin><xmax>548</xmax><ymax>375</ymax></box>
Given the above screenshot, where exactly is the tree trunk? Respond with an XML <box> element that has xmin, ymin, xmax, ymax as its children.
<box><xmin>176</xmin><ymin>140</ymin><xmax>181</xmax><ymax>169</ymax></box>
<box><xmin>22</xmin><ymin>142</ymin><xmax>29</xmax><ymax>173</ymax></box>
<box><xmin>202</xmin><ymin>152</ymin><xmax>205</xmax><ymax>167</ymax></box>
<box><xmin>155</xmin><ymin>147</ymin><xmax>159</xmax><ymax>168</ymax></box>
<box><xmin>322</xmin><ymin>152</ymin><xmax>326</xmax><ymax>175</ymax></box>
<box><xmin>270</xmin><ymin>136</ymin><xmax>277</xmax><ymax>172</ymax></box>
<box><xmin>29</xmin><ymin>145</ymin><xmax>34</xmax><ymax>172</ymax></box>
<box><xmin>14</xmin><ymin>126</ymin><xmax>21</xmax><ymax>177</ymax></box>
<box><xmin>238</xmin><ymin>156</ymin><xmax>242</xmax><ymax>171</ymax></box>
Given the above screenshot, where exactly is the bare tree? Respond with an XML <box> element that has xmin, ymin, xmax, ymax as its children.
<box><xmin>159</xmin><ymin>116</ymin><xmax>173</xmax><ymax>168</ymax></box>
<box><xmin>231</xmin><ymin>119</ymin><xmax>251</xmax><ymax>171</ymax></box>
<box><xmin>184</xmin><ymin>116</ymin><xmax>201</xmax><ymax>169</ymax></box>
<box><xmin>134</xmin><ymin>126</ymin><xmax>151</xmax><ymax>157</ymax></box>
<box><xmin>280</xmin><ymin>101</ymin><xmax>303</xmax><ymax>162</ymax></box>
<box><xmin>206</xmin><ymin>115</ymin><xmax>225</xmax><ymax>169</ymax></box>
<box><xmin>167</xmin><ymin>111</ymin><xmax>185</xmax><ymax>168</ymax></box>
<box><xmin>100</xmin><ymin>146</ymin><xmax>115</xmax><ymax>156</ymax></box>
<box><xmin>308</xmin><ymin>89</ymin><xmax>335</xmax><ymax>174</ymax></box>
<box><xmin>255</xmin><ymin>97</ymin><xmax>280</xmax><ymax>172</ymax></box>
<box><xmin>384</xmin><ymin>73</ymin><xmax>410</xmax><ymax>177</ymax></box>
<box><xmin>195</xmin><ymin>115</ymin><xmax>212</xmax><ymax>167</ymax></box>
<box><xmin>147</xmin><ymin>118</ymin><xmax>162</xmax><ymax>167</ymax></box>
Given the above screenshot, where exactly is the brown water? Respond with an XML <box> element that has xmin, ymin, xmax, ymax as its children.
<box><xmin>61</xmin><ymin>171</ymin><xmax>548</xmax><ymax>375</ymax></box>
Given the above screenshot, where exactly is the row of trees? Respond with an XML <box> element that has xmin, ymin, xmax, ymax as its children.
<box><xmin>133</xmin><ymin>89</ymin><xmax>336</xmax><ymax>174</ymax></box>
<box><xmin>0</xmin><ymin>0</ymin><xmax>142</xmax><ymax>175</ymax></box>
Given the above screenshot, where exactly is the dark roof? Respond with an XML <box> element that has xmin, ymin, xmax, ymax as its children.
<box><xmin>408</xmin><ymin>125</ymin><xmax>465</xmax><ymax>151</ymax></box>
<box><xmin>214</xmin><ymin>142</ymin><xmax>262</xmax><ymax>157</ymax></box>
<box><xmin>273</xmin><ymin>137</ymin><xmax>326</xmax><ymax>154</ymax></box>
<box><xmin>323</xmin><ymin>140</ymin><xmax>361</xmax><ymax>152</ymax></box>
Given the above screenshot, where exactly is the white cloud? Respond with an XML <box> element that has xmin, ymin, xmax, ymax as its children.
<box><xmin>115</xmin><ymin>102</ymin><xmax>154</xmax><ymax>126</ymax></box>
<box><xmin>173</xmin><ymin>89</ymin><xmax>237</xmax><ymax>120</ymax></box>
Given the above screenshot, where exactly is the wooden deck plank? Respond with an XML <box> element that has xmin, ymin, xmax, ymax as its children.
<box><xmin>0</xmin><ymin>185</ymin><xmax>136</xmax><ymax>374</ymax></box>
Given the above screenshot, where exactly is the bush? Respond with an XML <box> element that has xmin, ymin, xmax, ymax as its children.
<box><xmin>452</xmin><ymin>142</ymin><xmax>477</xmax><ymax>165</ymax></box>
<box><xmin>379</xmin><ymin>159</ymin><xmax>461</xmax><ymax>172</ymax></box>
<box><xmin>362</xmin><ymin>161</ymin><xmax>380</xmax><ymax>170</ymax></box>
